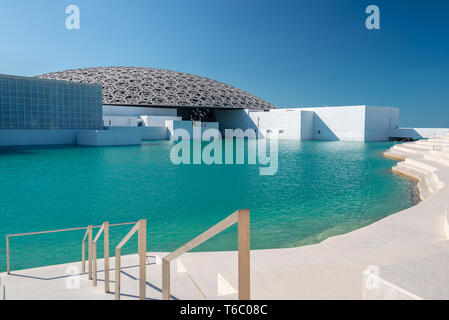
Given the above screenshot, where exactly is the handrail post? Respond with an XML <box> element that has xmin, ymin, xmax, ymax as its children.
<box><xmin>104</xmin><ymin>221</ymin><xmax>110</xmax><ymax>293</ymax></box>
<box><xmin>162</xmin><ymin>258</ymin><xmax>170</xmax><ymax>300</ymax></box>
<box><xmin>88</xmin><ymin>225</ymin><xmax>93</xmax><ymax>280</ymax></box>
<box><xmin>115</xmin><ymin>247</ymin><xmax>121</xmax><ymax>300</ymax></box>
<box><xmin>114</xmin><ymin>219</ymin><xmax>146</xmax><ymax>300</ymax></box>
<box><xmin>238</xmin><ymin>209</ymin><xmax>250</xmax><ymax>300</ymax></box>
<box><xmin>93</xmin><ymin>241</ymin><xmax>97</xmax><ymax>286</ymax></box>
<box><xmin>161</xmin><ymin>210</ymin><xmax>248</xmax><ymax>300</ymax></box>
<box><xmin>92</xmin><ymin>223</ymin><xmax>106</xmax><ymax>287</ymax></box>
<box><xmin>138</xmin><ymin>219</ymin><xmax>146</xmax><ymax>300</ymax></box>
<box><xmin>6</xmin><ymin>236</ymin><xmax>10</xmax><ymax>274</ymax></box>
<box><xmin>82</xmin><ymin>237</ymin><xmax>86</xmax><ymax>274</ymax></box>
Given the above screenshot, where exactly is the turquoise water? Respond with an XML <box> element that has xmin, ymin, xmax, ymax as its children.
<box><xmin>0</xmin><ymin>140</ymin><xmax>417</xmax><ymax>272</ymax></box>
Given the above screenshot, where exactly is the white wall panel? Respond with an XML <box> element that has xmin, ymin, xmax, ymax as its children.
<box><xmin>103</xmin><ymin>106</ymin><xmax>177</xmax><ymax>117</ymax></box>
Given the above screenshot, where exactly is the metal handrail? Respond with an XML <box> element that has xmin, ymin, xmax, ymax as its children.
<box><xmin>114</xmin><ymin>219</ymin><xmax>147</xmax><ymax>300</ymax></box>
<box><xmin>5</xmin><ymin>221</ymin><xmax>137</xmax><ymax>275</ymax></box>
<box><xmin>81</xmin><ymin>228</ymin><xmax>89</xmax><ymax>275</ymax></box>
<box><xmin>162</xmin><ymin>209</ymin><xmax>250</xmax><ymax>300</ymax></box>
<box><xmin>92</xmin><ymin>222</ymin><xmax>109</xmax><ymax>291</ymax></box>
<box><xmin>81</xmin><ymin>221</ymin><xmax>137</xmax><ymax>280</ymax></box>
<box><xmin>81</xmin><ymin>225</ymin><xmax>93</xmax><ymax>279</ymax></box>
<box><xmin>6</xmin><ymin>224</ymin><xmax>98</xmax><ymax>274</ymax></box>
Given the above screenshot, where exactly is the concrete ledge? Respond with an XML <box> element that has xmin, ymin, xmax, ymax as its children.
<box><xmin>105</xmin><ymin>126</ymin><xmax>169</xmax><ymax>140</ymax></box>
<box><xmin>77</xmin><ymin>130</ymin><xmax>142</xmax><ymax>146</ymax></box>
<box><xmin>0</xmin><ymin>130</ymin><xmax>78</xmax><ymax>147</ymax></box>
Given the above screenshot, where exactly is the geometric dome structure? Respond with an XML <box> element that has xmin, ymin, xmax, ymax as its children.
<box><xmin>37</xmin><ymin>66</ymin><xmax>275</xmax><ymax>110</ymax></box>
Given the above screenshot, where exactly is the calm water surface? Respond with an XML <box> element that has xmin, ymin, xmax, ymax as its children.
<box><xmin>0</xmin><ymin>140</ymin><xmax>417</xmax><ymax>271</ymax></box>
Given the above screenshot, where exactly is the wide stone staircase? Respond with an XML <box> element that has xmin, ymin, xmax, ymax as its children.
<box><xmin>375</xmin><ymin>133</ymin><xmax>449</xmax><ymax>299</ymax></box>
<box><xmin>385</xmin><ymin>133</ymin><xmax>449</xmax><ymax>200</ymax></box>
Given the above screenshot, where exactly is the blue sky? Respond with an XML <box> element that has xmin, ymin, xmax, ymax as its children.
<box><xmin>0</xmin><ymin>0</ymin><xmax>448</xmax><ymax>127</ymax></box>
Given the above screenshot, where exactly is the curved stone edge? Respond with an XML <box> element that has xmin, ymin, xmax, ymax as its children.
<box><xmin>384</xmin><ymin>138</ymin><xmax>448</xmax><ymax>201</ymax></box>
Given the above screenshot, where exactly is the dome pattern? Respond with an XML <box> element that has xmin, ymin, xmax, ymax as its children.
<box><xmin>37</xmin><ymin>67</ymin><xmax>275</xmax><ymax>110</ymax></box>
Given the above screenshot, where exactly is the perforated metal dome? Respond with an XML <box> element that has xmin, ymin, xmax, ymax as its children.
<box><xmin>37</xmin><ymin>67</ymin><xmax>275</xmax><ymax>110</ymax></box>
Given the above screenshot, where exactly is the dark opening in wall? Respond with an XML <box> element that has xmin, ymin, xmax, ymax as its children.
<box><xmin>177</xmin><ymin>107</ymin><xmax>216</xmax><ymax>122</ymax></box>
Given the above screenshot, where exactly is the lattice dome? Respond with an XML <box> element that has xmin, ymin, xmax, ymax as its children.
<box><xmin>37</xmin><ymin>67</ymin><xmax>275</xmax><ymax>110</ymax></box>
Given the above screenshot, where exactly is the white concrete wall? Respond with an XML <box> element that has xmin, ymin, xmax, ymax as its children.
<box><xmin>140</xmin><ymin>127</ymin><xmax>169</xmax><ymax>140</ymax></box>
<box><xmin>105</xmin><ymin>126</ymin><xmax>169</xmax><ymax>140</ymax></box>
<box><xmin>140</xmin><ymin>115</ymin><xmax>182</xmax><ymax>127</ymax></box>
<box><xmin>391</xmin><ymin>127</ymin><xmax>449</xmax><ymax>140</ymax></box>
<box><xmin>199</xmin><ymin>121</ymin><xmax>219</xmax><ymax>139</ymax></box>
<box><xmin>307</xmin><ymin>106</ymin><xmax>366</xmax><ymax>141</ymax></box>
<box><xmin>217</xmin><ymin>107</ymin><xmax>368</xmax><ymax>141</ymax></box>
<box><xmin>204</xmin><ymin>106</ymin><xmax>407</xmax><ymax>141</ymax></box>
<box><xmin>364</xmin><ymin>106</ymin><xmax>399</xmax><ymax>141</ymax></box>
<box><xmin>0</xmin><ymin>130</ymin><xmax>78</xmax><ymax>146</ymax></box>
<box><xmin>167</xmin><ymin>120</ymin><xmax>193</xmax><ymax>140</ymax></box>
<box><xmin>102</xmin><ymin>105</ymin><xmax>177</xmax><ymax>117</ymax></box>
<box><xmin>192</xmin><ymin>121</ymin><xmax>202</xmax><ymax>140</ymax></box>
<box><xmin>216</xmin><ymin>109</ymin><xmax>315</xmax><ymax>140</ymax></box>
<box><xmin>215</xmin><ymin>109</ymin><xmax>258</xmax><ymax>133</ymax></box>
<box><xmin>248</xmin><ymin>109</ymin><xmax>302</xmax><ymax>140</ymax></box>
<box><xmin>103</xmin><ymin>116</ymin><xmax>139</xmax><ymax>127</ymax></box>
<box><xmin>300</xmin><ymin>111</ymin><xmax>314</xmax><ymax>140</ymax></box>
<box><xmin>167</xmin><ymin>120</ymin><xmax>219</xmax><ymax>140</ymax></box>
<box><xmin>77</xmin><ymin>130</ymin><xmax>142</xmax><ymax>146</ymax></box>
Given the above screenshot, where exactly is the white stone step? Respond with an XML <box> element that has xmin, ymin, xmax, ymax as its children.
<box><xmin>1</xmin><ymin>253</ymin><xmax>205</xmax><ymax>300</ymax></box>
<box><xmin>391</xmin><ymin>145</ymin><xmax>422</xmax><ymax>155</ymax></box>
<box><xmin>416</xmin><ymin>139</ymin><xmax>449</xmax><ymax>146</ymax></box>
<box><xmin>401</xmin><ymin>143</ymin><xmax>434</xmax><ymax>150</ymax></box>
<box><xmin>429</xmin><ymin>149</ymin><xmax>449</xmax><ymax>159</ymax></box>
<box><xmin>417</xmin><ymin>182</ymin><xmax>431</xmax><ymax>200</ymax></box>
<box><xmin>392</xmin><ymin>164</ymin><xmax>431</xmax><ymax>200</ymax></box>
<box><xmin>392</xmin><ymin>161</ymin><xmax>444</xmax><ymax>200</ymax></box>
<box><xmin>402</xmin><ymin>157</ymin><xmax>445</xmax><ymax>189</ymax></box>
<box><xmin>423</xmin><ymin>154</ymin><xmax>449</xmax><ymax>167</ymax></box>
<box><xmin>406</xmin><ymin>161</ymin><xmax>443</xmax><ymax>189</ymax></box>
<box><xmin>404</xmin><ymin>158</ymin><xmax>437</xmax><ymax>173</ymax></box>
<box><xmin>383</xmin><ymin>150</ymin><xmax>412</xmax><ymax>161</ymax></box>
<box><xmin>175</xmin><ymin>253</ymin><xmax>240</xmax><ymax>300</ymax></box>
<box><xmin>107</xmin><ymin>256</ymin><xmax>206</xmax><ymax>300</ymax></box>
<box><xmin>393</xmin><ymin>162</ymin><xmax>428</xmax><ymax>179</ymax></box>
<box><xmin>415</xmin><ymin>141</ymin><xmax>449</xmax><ymax>152</ymax></box>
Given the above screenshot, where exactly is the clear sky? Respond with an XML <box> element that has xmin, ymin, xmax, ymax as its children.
<box><xmin>0</xmin><ymin>0</ymin><xmax>448</xmax><ymax>127</ymax></box>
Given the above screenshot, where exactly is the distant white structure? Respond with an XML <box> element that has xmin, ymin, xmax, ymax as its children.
<box><xmin>166</xmin><ymin>120</ymin><xmax>219</xmax><ymax>140</ymax></box>
<box><xmin>216</xmin><ymin>105</ymin><xmax>402</xmax><ymax>141</ymax></box>
<box><xmin>141</xmin><ymin>115</ymin><xmax>182</xmax><ymax>127</ymax></box>
<box><xmin>103</xmin><ymin>116</ymin><xmax>140</xmax><ymax>127</ymax></box>
<box><xmin>102</xmin><ymin>105</ymin><xmax>448</xmax><ymax>142</ymax></box>
<box><xmin>102</xmin><ymin>105</ymin><xmax>182</xmax><ymax>129</ymax></box>
<box><xmin>0</xmin><ymin>67</ymin><xmax>438</xmax><ymax>147</ymax></box>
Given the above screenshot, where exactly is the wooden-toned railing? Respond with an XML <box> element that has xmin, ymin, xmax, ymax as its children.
<box><xmin>81</xmin><ymin>225</ymin><xmax>93</xmax><ymax>278</ymax></box>
<box><xmin>114</xmin><ymin>219</ymin><xmax>147</xmax><ymax>300</ymax></box>
<box><xmin>81</xmin><ymin>221</ymin><xmax>136</xmax><ymax>283</ymax></box>
<box><xmin>162</xmin><ymin>209</ymin><xmax>250</xmax><ymax>300</ymax></box>
<box><xmin>7</xmin><ymin>225</ymin><xmax>96</xmax><ymax>274</ymax></box>
<box><xmin>6</xmin><ymin>221</ymin><xmax>137</xmax><ymax>278</ymax></box>
<box><xmin>93</xmin><ymin>222</ymin><xmax>108</xmax><ymax>290</ymax></box>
